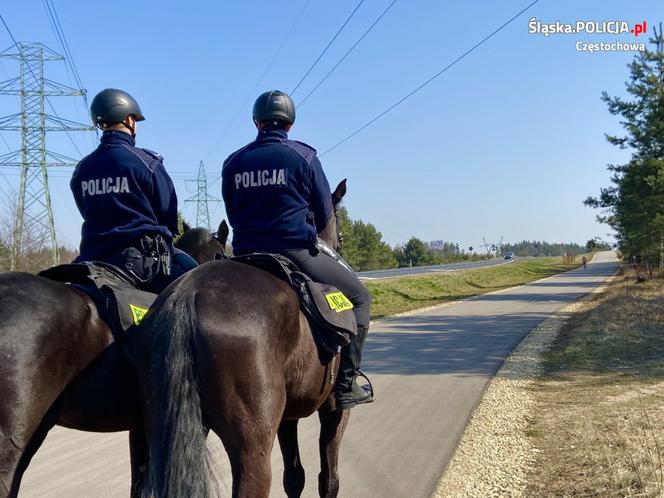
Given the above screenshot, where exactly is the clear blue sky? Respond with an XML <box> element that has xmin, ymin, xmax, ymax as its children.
<box><xmin>0</xmin><ymin>1</ymin><xmax>661</xmax><ymax>251</ymax></box>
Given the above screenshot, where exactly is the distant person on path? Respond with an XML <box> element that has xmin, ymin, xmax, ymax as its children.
<box><xmin>70</xmin><ymin>88</ymin><xmax>197</xmax><ymax>292</ymax></box>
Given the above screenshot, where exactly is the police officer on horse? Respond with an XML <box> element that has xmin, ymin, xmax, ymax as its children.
<box><xmin>222</xmin><ymin>90</ymin><xmax>373</xmax><ymax>410</ymax></box>
<box><xmin>71</xmin><ymin>88</ymin><xmax>197</xmax><ymax>292</ymax></box>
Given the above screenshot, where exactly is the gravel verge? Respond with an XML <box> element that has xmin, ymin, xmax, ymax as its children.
<box><xmin>432</xmin><ymin>273</ymin><xmax>617</xmax><ymax>498</ymax></box>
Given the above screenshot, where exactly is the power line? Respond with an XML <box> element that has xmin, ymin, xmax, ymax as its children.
<box><xmin>44</xmin><ymin>0</ymin><xmax>95</xmax><ymax>128</ymax></box>
<box><xmin>43</xmin><ymin>0</ymin><xmax>96</xmax><ymax>147</ymax></box>
<box><xmin>298</xmin><ymin>0</ymin><xmax>398</xmax><ymax>108</ymax></box>
<box><xmin>0</xmin><ymin>131</ymin><xmax>11</xmax><ymax>151</ymax></box>
<box><xmin>0</xmin><ymin>167</ymin><xmax>16</xmax><ymax>193</ymax></box>
<box><xmin>44</xmin><ymin>1</ymin><xmax>84</xmax><ymax>91</ymax></box>
<box><xmin>204</xmin><ymin>0</ymin><xmax>312</xmax><ymax>159</ymax></box>
<box><xmin>320</xmin><ymin>0</ymin><xmax>541</xmax><ymax>156</ymax></box>
<box><xmin>290</xmin><ymin>0</ymin><xmax>365</xmax><ymax>96</ymax></box>
<box><xmin>0</xmin><ymin>13</ymin><xmax>89</xmax><ymax>158</ymax></box>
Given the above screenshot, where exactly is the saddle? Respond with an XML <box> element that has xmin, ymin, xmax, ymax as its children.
<box><xmin>38</xmin><ymin>262</ymin><xmax>157</xmax><ymax>338</ymax></box>
<box><xmin>228</xmin><ymin>253</ymin><xmax>357</xmax><ymax>355</ymax></box>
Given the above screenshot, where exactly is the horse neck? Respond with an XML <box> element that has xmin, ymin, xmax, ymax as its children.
<box><xmin>318</xmin><ymin>216</ymin><xmax>338</xmax><ymax>249</ymax></box>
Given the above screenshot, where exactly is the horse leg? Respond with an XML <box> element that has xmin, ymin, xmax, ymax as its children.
<box><xmin>317</xmin><ymin>408</ymin><xmax>351</xmax><ymax>498</ymax></box>
<box><xmin>277</xmin><ymin>419</ymin><xmax>305</xmax><ymax>498</ymax></box>
<box><xmin>202</xmin><ymin>373</ymin><xmax>284</xmax><ymax>498</ymax></box>
<box><xmin>1</xmin><ymin>402</ymin><xmax>59</xmax><ymax>498</ymax></box>
<box><xmin>208</xmin><ymin>401</ymin><xmax>282</xmax><ymax>498</ymax></box>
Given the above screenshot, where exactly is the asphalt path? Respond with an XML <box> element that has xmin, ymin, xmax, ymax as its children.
<box><xmin>19</xmin><ymin>251</ymin><xmax>618</xmax><ymax>497</ymax></box>
<box><xmin>357</xmin><ymin>258</ymin><xmax>512</xmax><ymax>279</ymax></box>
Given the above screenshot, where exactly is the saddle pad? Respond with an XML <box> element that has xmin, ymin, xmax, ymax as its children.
<box><xmin>39</xmin><ymin>261</ymin><xmax>135</xmax><ymax>288</ymax></box>
<box><xmin>39</xmin><ymin>262</ymin><xmax>157</xmax><ymax>336</ymax></box>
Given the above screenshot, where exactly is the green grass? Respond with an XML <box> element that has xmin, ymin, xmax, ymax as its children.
<box><xmin>367</xmin><ymin>255</ymin><xmax>589</xmax><ymax>318</ymax></box>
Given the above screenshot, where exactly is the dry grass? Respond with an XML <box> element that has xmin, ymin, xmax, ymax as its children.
<box><xmin>526</xmin><ymin>271</ymin><xmax>664</xmax><ymax>497</ymax></box>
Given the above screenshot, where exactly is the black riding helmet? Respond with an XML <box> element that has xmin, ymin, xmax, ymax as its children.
<box><xmin>90</xmin><ymin>89</ymin><xmax>145</xmax><ymax>130</ymax></box>
<box><xmin>252</xmin><ymin>90</ymin><xmax>295</xmax><ymax>126</ymax></box>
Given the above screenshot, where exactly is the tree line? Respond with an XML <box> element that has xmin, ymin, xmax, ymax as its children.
<box><xmin>585</xmin><ymin>30</ymin><xmax>664</xmax><ymax>271</ymax></box>
<box><xmin>2</xmin><ymin>184</ymin><xmax>602</xmax><ymax>275</ymax></box>
<box><xmin>337</xmin><ymin>207</ymin><xmax>485</xmax><ymax>271</ymax></box>
<box><xmin>337</xmin><ymin>207</ymin><xmax>594</xmax><ymax>271</ymax></box>
<box><xmin>2</xmin><ymin>197</ymin><xmax>598</xmax><ymax>274</ymax></box>
<box><xmin>501</xmin><ymin>241</ymin><xmax>587</xmax><ymax>257</ymax></box>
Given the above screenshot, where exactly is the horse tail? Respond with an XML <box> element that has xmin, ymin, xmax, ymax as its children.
<box><xmin>142</xmin><ymin>289</ymin><xmax>214</xmax><ymax>498</ymax></box>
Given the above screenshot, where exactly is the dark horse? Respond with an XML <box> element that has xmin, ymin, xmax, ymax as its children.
<box><xmin>137</xmin><ymin>180</ymin><xmax>354</xmax><ymax>498</ymax></box>
<box><xmin>0</xmin><ymin>223</ymin><xmax>229</xmax><ymax>498</ymax></box>
<box><xmin>0</xmin><ymin>272</ymin><xmax>148</xmax><ymax>497</ymax></box>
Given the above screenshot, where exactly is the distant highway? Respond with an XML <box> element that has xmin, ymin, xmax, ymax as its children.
<box><xmin>357</xmin><ymin>258</ymin><xmax>513</xmax><ymax>280</ymax></box>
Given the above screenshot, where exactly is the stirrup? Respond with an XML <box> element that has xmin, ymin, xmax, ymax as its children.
<box><xmin>357</xmin><ymin>369</ymin><xmax>375</xmax><ymax>400</ymax></box>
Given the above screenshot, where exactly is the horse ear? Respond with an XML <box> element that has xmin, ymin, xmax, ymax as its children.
<box><xmin>217</xmin><ymin>220</ymin><xmax>229</xmax><ymax>246</ymax></box>
<box><xmin>182</xmin><ymin>221</ymin><xmax>191</xmax><ymax>233</ymax></box>
<box><xmin>332</xmin><ymin>179</ymin><xmax>347</xmax><ymax>205</ymax></box>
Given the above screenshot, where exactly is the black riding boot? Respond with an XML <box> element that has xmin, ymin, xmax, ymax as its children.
<box><xmin>335</xmin><ymin>325</ymin><xmax>374</xmax><ymax>410</ymax></box>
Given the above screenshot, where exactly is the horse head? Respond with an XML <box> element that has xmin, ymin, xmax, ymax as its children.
<box><xmin>175</xmin><ymin>220</ymin><xmax>230</xmax><ymax>264</ymax></box>
<box><xmin>320</xmin><ymin>179</ymin><xmax>347</xmax><ymax>253</ymax></box>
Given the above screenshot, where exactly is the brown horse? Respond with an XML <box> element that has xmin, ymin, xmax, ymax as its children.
<box><xmin>0</xmin><ymin>223</ymin><xmax>229</xmax><ymax>498</ymax></box>
<box><xmin>137</xmin><ymin>180</ymin><xmax>354</xmax><ymax>498</ymax></box>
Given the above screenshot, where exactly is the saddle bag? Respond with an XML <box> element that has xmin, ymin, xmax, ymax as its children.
<box><xmin>290</xmin><ymin>272</ymin><xmax>356</xmax><ymax>341</ymax></box>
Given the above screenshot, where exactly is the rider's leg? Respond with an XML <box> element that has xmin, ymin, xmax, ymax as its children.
<box><xmin>281</xmin><ymin>248</ymin><xmax>372</xmax><ymax>409</ymax></box>
<box><xmin>281</xmin><ymin>248</ymin><xmax>371</xmax><ymax>329</ymax></box>
<box><xmin>143</xmin><ymin>247</ymin><xmax>199</xmax><ymax>293</ymax></box>
<box><xmin>171</xmin><ymin>247</ymin><xmax>198</xmax><ymax>277</ymax></box>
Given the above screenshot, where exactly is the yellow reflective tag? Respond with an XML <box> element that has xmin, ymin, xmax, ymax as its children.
<box><xmin>129</xmin><ymin>304</ymin><xmax>149</xmax><ymax>326</ymax></box>
<box><xmin>325</xmin><ymin>292</ymin><xmax>354</xmax><ymax>312</ymax></box>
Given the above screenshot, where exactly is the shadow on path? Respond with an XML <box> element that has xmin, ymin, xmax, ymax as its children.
<box><xmin>365</xmin><ymin>312</ymin><xmax>549</xmax><ymax>375</ymax></box>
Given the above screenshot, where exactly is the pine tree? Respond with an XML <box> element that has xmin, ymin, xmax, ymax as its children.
<box><xmin>585</xmin><ymin>26</ymin><xmax>664</xmax><ymax>266</ymax></box>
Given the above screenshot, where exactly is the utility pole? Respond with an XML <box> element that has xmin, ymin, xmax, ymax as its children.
<box><xmin>185</xmin><ymin>161</ymin><xmax>220</xmax><ymax>230</ymax></box>
<box><xmin>0</xmin><ymin>42</ymin><xmax>92</xmax><ymax>269</ymax></box>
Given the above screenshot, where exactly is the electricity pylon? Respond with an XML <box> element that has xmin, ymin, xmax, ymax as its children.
<box><xmin>0</xmin><ymin>42</ymin><xmax>92</xmax><ymax>269</ymax></box>
<box><xmin>185</xmin><ymin>161</ymin><xmax>220</xmax><ymax>230</ymax></box>
<box><xmin>481</xmin><ymin>235</ymin><xmax>504</xmax><ymax>255</ymax></box>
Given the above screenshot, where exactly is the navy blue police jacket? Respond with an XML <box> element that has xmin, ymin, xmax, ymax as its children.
<box><xmin>70</xmin><ymin>130</ymin><xmax>179</xmax><ymax>261</ymax></box>
<box><xmin>222</xmin><ymin>128</ymin><xmax>333</xmax><ymax>255</ymax></box>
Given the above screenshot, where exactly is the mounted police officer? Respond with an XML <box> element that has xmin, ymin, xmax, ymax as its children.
<box><xmin>71</xmin><ymin>88</ymin><xmax>197</xmax><ymax>293</ymax></box>
<box><xmin>222</xmin><ymin>90</ymin><xmax>373</xmax><ymax>410</ymax></box>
